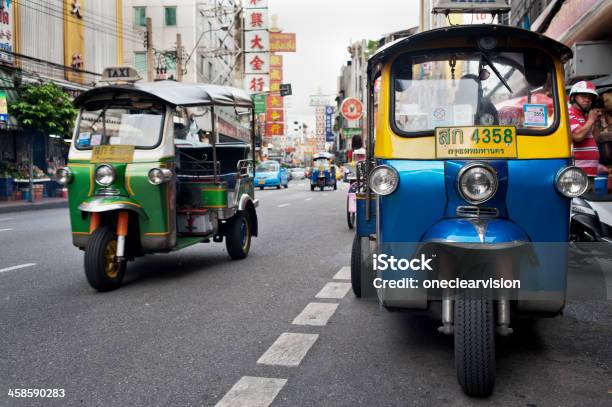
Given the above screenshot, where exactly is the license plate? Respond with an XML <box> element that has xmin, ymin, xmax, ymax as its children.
<box><xmin>258</xmin><ymin>179</ymin><xmax>265</xmax><ymax>185</ymax></box>
<box><xmin>435</xmin><ymin>126</ymin><xmax>517</xmax><ymax>159</ymax></box>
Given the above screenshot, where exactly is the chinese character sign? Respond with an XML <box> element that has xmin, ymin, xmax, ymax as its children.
<box><xmin>266</xmin><ymin>122</ymin><xmax>284</xmax><ymax>136</ymax></box>
<box><xmin>244</xmin><ymin>9</ymin><xmax>268</xmax><ymax>30</ymax></box>
<box><xmin>266</xmin><ymin>95</ymin><xmax>284</xmax><ymax>109</ymax></box>
<box><xmin>270</xmin><ymin>54</ymin><xmax>283</xmax><ymax>68</ymax></box>
<box><xmin>245</xmin><ymin>31</ymin><xmax>269</xmax><ymax>52</ymax></box>
<box><xmin>245</xmin><ymin>52</ymin><xmax>269</xmax><ymax>74</ymax></box>
<box><xmin>244</xmin><ymin>74</ymin><xmax>269</xmax><ymax>93</ymax></box>
<box><xmin>325</xmin><ymin>106</ymin><xmax>334</xmax><ymax>142</ymax></box>
<box><xmin>266</xmin><ymin>109</ymin><xmax>284</xmax><ymax>123</ymax></box>
<box><xmin>245</xmin><ymin>0</ymin><xmax>268</xmax><ymax>8</ymax></box>
<box><xmin>269</xmin><ymin>32</ymin><xmax>296</xmax><ymax>52</ymax></box>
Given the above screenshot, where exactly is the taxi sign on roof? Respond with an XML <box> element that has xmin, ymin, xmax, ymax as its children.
<box><xmin>432</xmin><ymin>0</ymin><xmax>510</xmax><ymax>14</ymax></box>
<box><xmin>100</xmin><ymin>66</ymin><xmax>141</xmax><ymax>83</ymax></box>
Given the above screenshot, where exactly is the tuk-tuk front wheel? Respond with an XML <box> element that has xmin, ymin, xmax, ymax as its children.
<box><xmin>454</xmin><ymin>292</ymin><xmax>496</xmax><ymax>397</ymax></box>
<box><xmin>226</xmin><ymin>211</ymin><xmax>251</xmax><ymax>260</ymax></box>
<box><xmin>84</xmin><ymin>226</ymin><xmax>126</xmax><ymax>292</ymax></box>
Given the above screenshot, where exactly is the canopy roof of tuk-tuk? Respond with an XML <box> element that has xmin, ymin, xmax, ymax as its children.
<box><xmin>74</xmin><ymin>80</ymin><xmax>254</xmax><ymax>108</ymax></box>
<box><xmin>368</xmin><ymin>24</ymin><xmax>573</xmax><ymax>74</ymax></box>
<box><xmin>313</xmin><ymin>152</ymin><xmax>334</xmax><ymax>160</ymax></box>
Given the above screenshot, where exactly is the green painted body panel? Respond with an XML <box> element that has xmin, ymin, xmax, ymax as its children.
<box><xmin>174</xmin><ymin>236</ymin><xmax>206</xmax><ymax>250</ymax></box>
<box><xmin>201</xmin><ymin>184</ymin><xmax>228</xmax><ymax>208</ymax></box>
<box><xmin>66</xmin><ymin>160</ymin><xmax>174</xmax><ymax>238</ymax></box>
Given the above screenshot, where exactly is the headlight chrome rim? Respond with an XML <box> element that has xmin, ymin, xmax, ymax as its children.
<box><xmin>55</xmin><ymin>167</ymin><xmax>73</xmax><ymax>186</ymax></box>
<box><xmin>457</xmin><ymin>162</ymin><xmax>498</xmax><ymax>205</ymax></box>
<box><xmin>369</xmin><ymin>165</ymin><xmax>399</xmax><ymax>196</ymax></box>
<box><xmin>148</xmin><ymin>168</ymin><xmax>173</xmax><ymax>185</ymax></box>
<box><xmin>95</xmin><ymin>164</ymin><xmax>115</xmax><ymax>186</ymax></box>
<box><xmin>555</xmin><ymin>166</ymin><xmax>588</xmax><ymax>198</ymax></box>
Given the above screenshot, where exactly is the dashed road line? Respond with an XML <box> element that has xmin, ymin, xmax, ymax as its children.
<box><xmin>292</xmin><ymin>302</ymin><xmax>339</xmax><ymax>326</ymax></box>
<box><xmin>305</xmin><ymin>198</ymin><xmax>312</xmax><ymax>201</ymax></box>
<box><xmin>277</xmin><ymin>203</ymin><xmax>290</xmax><ymax>208</ymax></box>
<box><xmin>0</xmin><ymin>218</ymin><xmax>13</xmax><ymax>221</ymax></box>
<box><xmin>333</xmin><ymin>266</ymin><xmax>351</xmax><ymax>280</ymax></box>
<box><xmin>0</xmin><ymin>263</ymin><xmax>37</xmax><ymax>274</ymax></box>
<box><xmin>315</xmin><ymin>282</ymin><xmax>352</xmax><ymax>299</ymax></box>
<box><xmin>215</xmin><ymin>376</ymin><xmax>287</xmax><ymax>407</ymax></box>
<box><xmin>257</xmin><ymin>332</ymin><xmax>319</xmax><ymax>367</ymax></box>
<box><xmin>0</xmin><ymin>228</ymin><xmax>13</xmax><ymax>232</ymax></box>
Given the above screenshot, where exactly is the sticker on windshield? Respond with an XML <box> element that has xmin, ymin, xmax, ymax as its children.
<box><xmin>77</xmin><ymin>132</ymin><xmax>91</xmax><ymax>147</ymax></box>
<box><xmin>429</xmin><ymin>106</ymin><xmax>453</xmax><ymax>128</ymax></box>
<box><xmin>90</xmin><ymin>134</ymin><xmax>102</xmax><ymax>146</ymax></box>
<box><xmin>523</xmin><ymin>104</ymin><xmax>547</xmax><ymax>127</ymax></box>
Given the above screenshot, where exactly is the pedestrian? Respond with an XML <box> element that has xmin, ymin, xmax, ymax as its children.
<box><xmin>569</xmin><ymin>81</ymin><xmax>604</xmax><ymax>191</ymax></box>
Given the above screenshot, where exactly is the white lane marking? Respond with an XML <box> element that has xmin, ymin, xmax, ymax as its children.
<box><xmin>0</xmin><ymin>228</ymin><xmax>13</xmax><ymax>232</ymax></box>
<box><xmin>292</xmin><ymin>302</ymin><xmax>338</xmax><ymax>326</ymax></box>
<box><xmin>215</xmin><ymin>376</ymin><xmax>287</xmax><ymax>407</ymax></box>
<box><xmin>305</xmin><ymin>198</ymin><xmax>312</xmax><ymax>201</ymax></box>
<box><xmin>277</xmin><ymin>203</ymin><xmax>290</xmax><ymax>208</ymax></box>
<box><xmin>322</xmin><ymin>193</ymin><xmax>328</xmax><ymax>197</ymax></box>
<box><xmin>0</xmin><ymin>263</ymin><xmax>37</xmax><ymax>274</ymax></box>
<box><xmin>0</xmin><ymin>218</ymin><xmax>13</xmax><ymax>221</ymax></box>
<box><xmin>315</xmin><ymin>282</ymin><xmax>352</xmax><ymax>299</ymax></box>
<box><xmin>257</xmin><ymin>332</ymin><xmax>319</xmax><ymax>367</ymax></box>
<box><xmin>333</xmin><ymin>266</ymin><xmax>351</xmax><ymax>280</ymax></box>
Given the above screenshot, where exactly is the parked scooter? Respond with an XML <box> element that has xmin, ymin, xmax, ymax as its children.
<box><xmin>571</xmin><ymin>193</ymin><xmax>612</xmax><ymax>243</ymax></box>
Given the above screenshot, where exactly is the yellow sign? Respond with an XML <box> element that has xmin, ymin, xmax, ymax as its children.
<box><xmin>435</xmin><ymin>126</ymin><xmax>517</xmax><ymax>159</ymax></box>
<box><xmin>91</xmin><ymin>145</ymin><xmax>135</xmax><ymax>163</ymax></box>
<box><xmin>64</xmin><ymin>0</ymin><xmax>85</xmax><ymax>84</ymax></box>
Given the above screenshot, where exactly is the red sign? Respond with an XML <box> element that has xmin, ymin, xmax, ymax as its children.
<box><xmin>266</xmin><ymin>122</ymin><xmax>284</xmax><ymax>136</ymax></box>
<box><xmin>340</xmin><ymin>98</ymin><xmax>364</xmax><ymax>121</ymax></box>
<box><xmin>270</xmin><ymin>32</ymin><xmax>296</xmax><ymax>52</ymax></box>
<box><xmin>270</xmin><ymin>54</ymin><xmax>283</xmax><ymax>68</ymax></box>
<box><xmin>266</xmin><ymin>95</ymin><xmax>284</xmax><ymax>109</ymax></box>
<box><xmin>266</xmin><ymin>109</ymin><xmax>284</xmax><ymax>123</ymax></box>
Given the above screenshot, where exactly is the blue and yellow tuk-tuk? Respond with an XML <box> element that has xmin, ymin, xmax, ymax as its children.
<box><xmin>351</xmin><ymin>24</ymin><xmax>588</xmax><ymax>396</ymax></box>
<box><xmin>310</xmin><ymin>152</ymin><xmax>337</xmax><ymax>191</ymax></box>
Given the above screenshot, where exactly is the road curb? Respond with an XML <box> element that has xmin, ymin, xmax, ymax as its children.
<box><xmin>0</xmin><ymin>200</ymin><xmax>68</xmax><ymax>214</ymax></box>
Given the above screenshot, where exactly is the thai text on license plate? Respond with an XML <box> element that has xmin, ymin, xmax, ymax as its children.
<box><xmin>435</xmin><ymin>126</ymin><xmax>517</xmax><ymax>159</ymax></box>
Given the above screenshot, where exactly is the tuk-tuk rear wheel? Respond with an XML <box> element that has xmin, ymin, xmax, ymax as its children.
<box><xmin>454</xmin><ymin>292</ymin><xmax>496</xmax><ymax>397</ymax></box>
<box><xmin>84</xmin><ymin>226</ymin><xmax>126</xmax><ymax>292</ymax></box>
<box><xmin>226</xmin><ymin>211</ymin><xmax>251</xmax><ymax>260</ymax></box>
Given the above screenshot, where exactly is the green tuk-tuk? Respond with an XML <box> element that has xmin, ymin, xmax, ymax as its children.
<box><xmin>56</xmin><ymin>67</ymin><xmax>259</xmax><ymax>291</ymax></box>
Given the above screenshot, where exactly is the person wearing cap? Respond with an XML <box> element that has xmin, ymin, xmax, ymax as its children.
<box><xmin>569</xmin><ymin>81</ymin><xmax>603</xmax><ymax>189</ymax></box>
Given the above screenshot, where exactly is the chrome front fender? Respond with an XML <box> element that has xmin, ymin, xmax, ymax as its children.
<box><xmin>78</xmin><ymin>197</ymin><xmax>149</xmax><ymax>220</ymax></box>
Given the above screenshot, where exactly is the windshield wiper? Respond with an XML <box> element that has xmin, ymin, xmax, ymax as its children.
<box><xmin>480</xmin><ymin>51</ymin><xmax>513</xmax><ymax>94</ymax></box>
<box><xmin>88</xmin><ymin>93</ymin><xmax>117</xmax><ymax>131</ymax></box>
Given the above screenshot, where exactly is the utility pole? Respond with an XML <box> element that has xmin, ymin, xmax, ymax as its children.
<box><xmin>146</xmin><ymin>17</ymin><xmax>154</xmax><ymax>81</ymax></box>
<box><xmin>176</xmin><ymin>33</ymin><xmax>183</xmax><ymax>82</ymax></box>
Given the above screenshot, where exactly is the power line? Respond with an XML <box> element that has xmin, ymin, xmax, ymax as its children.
<box><xmin>17</xmin><ymin>0</ymin><xmax>143</xmax><ymax>41</ymax></box>
<box><xmin>14</xmin><ymin>0</ymin><xmax>144</xmax><ymax>44</ymax></box>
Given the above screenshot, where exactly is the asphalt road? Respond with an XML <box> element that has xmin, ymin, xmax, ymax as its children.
<box><xmin>1</xmin><ymin>180</ymin><xmax>611</xmax><ymax>407</ymax></box>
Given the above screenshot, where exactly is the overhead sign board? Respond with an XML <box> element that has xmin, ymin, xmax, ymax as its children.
<box><xmin>432</xmin><ymin>0</ymin><xmax>510</xmax><ymax>14</ymax></box>
<box><xmin>270</xmin><ymin>33</ymin><xmax>296</xmax><ymax>52</ymax></box>
<box><xmin>279</xmin><ymin>83</ymin><xmax>292</xmax><ymax>97</ymax></box>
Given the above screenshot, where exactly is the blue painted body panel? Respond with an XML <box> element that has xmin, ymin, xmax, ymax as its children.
<box><xmin>310</xmin><ymin>169</ymin><xmax>334</xmax><ymax>186</ymax></box>
<box><xmin>422</xmin><ymin>218</ymin><xmax>528</xmax><ymax>243</ymax></box>
<box><xmin>356</xmin><ymin>196</ymin><xmax>376</xmax><ymax>237</ymax></box>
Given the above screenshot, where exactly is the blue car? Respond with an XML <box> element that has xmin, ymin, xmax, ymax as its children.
<box><xmin>254</xmin><ymin>161</ymin><xmax>289</xmax><ymax>190</ymax></box>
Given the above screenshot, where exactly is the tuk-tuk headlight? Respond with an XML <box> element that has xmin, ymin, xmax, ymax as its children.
<box><xmin>95</xmin><ymin>164</ymin><xmax>115</xmax><ymax>186</ymax></box>
<box><xmin>555</xmin><ymin>166</ymin><xmax>588</xmax><ymax>198</ymax></box>
<box><xmin>55</xmin><ymin>167</ymin><xmax>73</xmax><ymax>186</ymax></box>
<box><xmin>369</xmin><ymin>165</ymin><xmax>399</xmax><ymax>195</ymax></box>
<box><xmin>458</xmin><ymin>163</ymin><xmax>498</xmax><ymax>204</ymax></box>
<box><xmin>148</xmin><ymin>168</ymin><xmax>173</xmax><ymax>185</ymax></box>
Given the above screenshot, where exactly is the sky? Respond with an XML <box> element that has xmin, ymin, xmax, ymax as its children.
<box><xmin>266</xmin><ymin>0</ymin><xmax>421</xmax><ymax>129</ymax></box>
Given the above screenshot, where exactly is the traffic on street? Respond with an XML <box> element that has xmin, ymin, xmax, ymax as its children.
<box><xmin>1</xmin><ymin>0</ymin><xmax>612</xmax><ymax>406</ymax></box>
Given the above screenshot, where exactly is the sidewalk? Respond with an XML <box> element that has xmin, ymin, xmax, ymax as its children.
<box><xmin>0</xmin><ymin>197</ymin><xmax>68</xmax><ymax>214</ymax></box>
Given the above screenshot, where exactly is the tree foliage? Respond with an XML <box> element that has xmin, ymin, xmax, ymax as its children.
<box><xmin>9</xmin><ymin>82</ymin><xmax>77</xmax><ymax>137</ymax></box>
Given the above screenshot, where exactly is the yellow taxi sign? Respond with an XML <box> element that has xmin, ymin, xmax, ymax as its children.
<box><xmin>435</xmin><ymin>126</ymin><xmax>517</xmax><ymax>159</ymax></box>
<box><xmin>100</xmin><ymin>66</ymin><xmax>141</xmax><ymax>84</ymax></box>
<box><xmin>91</xmin><ymin>145</ymin><xmax>135</xmax><ymax>163</ymax></box>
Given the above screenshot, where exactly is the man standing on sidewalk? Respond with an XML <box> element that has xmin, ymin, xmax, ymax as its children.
<box><xmin>569</xmin><ymin>81</ymin><xmax>604</xmax><ymax>190</ymax></box>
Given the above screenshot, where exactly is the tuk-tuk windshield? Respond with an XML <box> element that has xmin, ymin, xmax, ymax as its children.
<box><xmin>393</xmin><ymin>49</ymin><xmax>557</xmax><ymax>135</ymax></box>
<box><xmin>76</xmin><ymin>102</ymin><xmax>165</xmax><ymax>149</ymax></box>
<box><xmin>256</xmin><ymin>162</ymin><xmax>279</xmax><ymax>172</ymax></box>
<box><xmin>314</xmin><ymin>158</ymin><xmax>330</xmax><ymax>168</ymax></box>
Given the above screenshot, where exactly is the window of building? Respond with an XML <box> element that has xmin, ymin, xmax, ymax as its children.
<box><xmin>134</xmin><ymin>7</ymin><xmax>146</xmax><ymax>27</ymax></box>
<box><xmin>134</xmin><ymin>52</ymin><xmax>147</xmax><ymax>73</ymax></box>
<box><xmin>165</xmin><ymin>7</ymin><xmax>177</xmax><ymax>26</ymax></box>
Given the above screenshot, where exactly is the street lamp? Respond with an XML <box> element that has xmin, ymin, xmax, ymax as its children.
<box><xmin>184</xmin><ymin>24</ymin><xmax>230</xmax><ymax>67</ymax></box>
